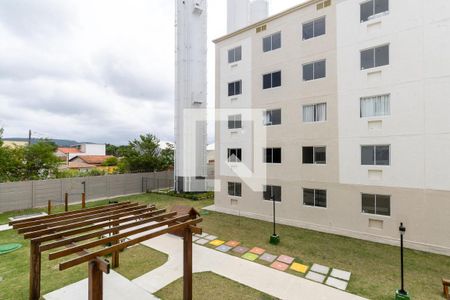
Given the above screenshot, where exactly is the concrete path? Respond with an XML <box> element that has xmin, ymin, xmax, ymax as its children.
<box><xmin>133</xmin><ymin>234</ymin><xmax>366</xmax><ymax>300</ymax></box>
<box><xmin>44</xmin><ymin>270</ymin><xmax>159</xmax><ymax>300</ymax></box>
<box><xmin>0</xmin><ymin>224</ymin><xmax>12</xmax><ymax>232</ymax></box>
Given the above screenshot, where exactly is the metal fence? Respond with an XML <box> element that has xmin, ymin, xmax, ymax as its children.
<box><xmin>0</xmin><ymin>170</ymin><xmax>174</xmax><ymax>213</ymax></box>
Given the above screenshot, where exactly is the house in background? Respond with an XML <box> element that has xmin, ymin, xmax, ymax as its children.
<box><xmin>56</xmin><ymin>143</ymin><xmax>106</xmax><ymax>162</ymax></box>
<box><xmin>68</xmin><ymin>155</ymin><xmax>115</xmax><ymax>172</ymax></box>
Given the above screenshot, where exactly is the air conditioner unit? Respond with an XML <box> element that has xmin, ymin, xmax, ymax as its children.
<box><xmin>193</xmin><ymin>2</ymin><xmax>204</xmax><ymax>14</ymax></box>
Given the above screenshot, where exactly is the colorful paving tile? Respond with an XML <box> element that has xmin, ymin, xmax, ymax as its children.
<box><xmin>242</xmin><ymin>252</ymin><xmax>259</xmax><ymax>261</ymax></box>
<box><xmin>225</xmin><ymin>240</ymin><xmax>240</xmax><ymax>247</ymax></box>
<box><xmin>330</xmin><ymin>268</ymin><xmax>351</xmax><ymax>281</ymax></box>
<box><xmin>195</xmin><ymin>238</ymin><xmax>209</xmax><ymax>245</ymax></box>
<box><xmin>249</xmin><ymin>247</ymin><xmax>266</xmax><ymax>255</ymax></box>
<box><xmin>277</xmin><ymin>255</ymin><xmax>294</xmax><ymax>264</ymax></box>
<box><xmin>205</xmin><ymin>235</ymin><xmax>218</xmax><ymax>241</ymax></box>
<box><xmin>192</xmin><ymin>236</ymin><xmax>200</xmax><ymax>242</ymax></box>
<box><xmin>232</xmin><ymin>246</ymin><xmax>249</xmax><ymax>254</ymax></box>
<box><xmin>196</xmin><ymin>232</ymin><xmax>209</xmax><ymax>238</ymax></box>
<box><xmin>216</xmin><ymin>245</ymin><xmax>232</xmax><ymax>253</ymax></box>
<box><xmin>290</xmin><ymin>262</ymin><xmax>309</xmax><ymax>274</ymax></box>
<box><xmin>305</xmin><ymin>271</ymin><xmax>326</xmax><ymax>283</ymax></box>
<box><xmin>209</xmin><ymin>239</ymin><xmax>225</xmax><ymax>246</ymax></box>
<box><xmin>259</xmin><ymin>253</ymin><xmax>277</xmax><ymax>263</ymax></box>
<box><xmin>270</xmin><ymin>261</ymin><xmax>289</xmax><ymax>271</ymax></box>
<box><xmin>326</xmin><ymin>277</ymin><xmax>348</xmax><ymax>290</ymax></box>
<box><xmin>310</xmin><ymin>263</ymin><xmax>330</xmax><ymax>275</ymax></box>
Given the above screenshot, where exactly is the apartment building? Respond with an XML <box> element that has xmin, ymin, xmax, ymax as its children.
<box><xmin>214</xmin><ymin>0</ymin><xmax>450</xmax><ymax>255</ymax></box>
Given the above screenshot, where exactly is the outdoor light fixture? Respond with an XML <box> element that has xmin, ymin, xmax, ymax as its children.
<box><xmin>395</xmin><ymin>222</ymin><xmax>410</xmax><ymax>300</ymax></box>
<box><xmin>269</xmin><ymin>195</ymin><xmax>280</xmax><ymax>245</ymax></box>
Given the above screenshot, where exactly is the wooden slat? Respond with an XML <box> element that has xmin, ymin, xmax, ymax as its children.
<box><xmin>23</xmin><ymin>205</ymin><xmax>156</xmax><ymax>239</ymax></box>
<box><xmin>59</xmin><ymin>218</ymin><xmax>202</xmax><ymax>270</ymax></box>
<box><xmin>18</xmin><ymin>204</ymin><xmax>146</xmax><ymax>234</ymax></box>
<box><xmin>40</xmin><ymin>210</ymin><xmax>175</xmax><ymax>252</ymax></box>
<box><xmin>31</xmin><ymin>208</ymin><xmax>166</xmax><ymax>243</ymax></box>
<box><xmin>9</xmin><ymin>202</ymin><xmax>130</xmax><ymax>226</ymax></box>
<box><xmin>49</xmin><ymin>214</ymin><xmax>192</xmax><ymax>260</ymax></box>
<box><xmin>13</xmin><ymin>203</ymin><xmax>138</xmax><ymax>229</ymax></box>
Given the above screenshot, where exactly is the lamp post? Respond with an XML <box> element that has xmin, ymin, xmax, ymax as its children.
<box><xmin>269</xmin><ymin>194</ymin><xmax>280</xmax><ymax>245</ymax></box>
<box><xmin>396</xmin><ymin>222</ymin><xmax>410</xmax><ymax>300</ymax></box>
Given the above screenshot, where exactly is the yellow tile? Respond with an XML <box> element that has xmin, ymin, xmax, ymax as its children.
<box><xmin>290</xmin><ymin>262</ymin><xmax>309</xmax><ymax>274</ymax></box>
<box><xmin>209</xmin><ymin>240</ymin><xmax>225</xmax><ymax>246</ymax></box>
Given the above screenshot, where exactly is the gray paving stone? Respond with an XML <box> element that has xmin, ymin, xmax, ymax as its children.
<box><xmin>259</xmin><ymin>253</ymin><xmax>277</xmax><ymax>263</ymax></box>
<box><xmin>197</xmin><ymin>232</ymin><xmax>209</xmax><ymax>238</ymax></box>
<box><xmin>192</xmin><ymin>236</ymin><xmax>200</xmax><ymax>242</ymax></box>
<box><xmin>326</xmin><ymin>277</ymin><xmax>349</xmax><ymax>290</ymax></box>
<box><xmin>305</xmin><ymin>271</ymin><xmax>326</xmax><ymax>283</ymax></box>
<box><xmin>204</xmin><ymin>235</ymin><xmax>218</xmax><ymax>241</ymax></box>
<box><xmin>330</xmin><ymin>268</ymin><xmax>351</xmax><ymax>281</ymax></box>
<box><xmin>195</xmin><ymin>238</ymin><xmax>209</xmax><ymax>245</ymax></box>
<box><xmin>232</xmin><ymin>246</ymin><xmax>249</xmax><ymax>254</ymax></box>
<box><xmin>216</xmin><ymin>245</ymin><xmax>232</xmax><ymax>253</ymax></box>
<box><xmin>311</xmin><ymin>263</ymin><xmax>330</xmax><ymax>275</ymax></box>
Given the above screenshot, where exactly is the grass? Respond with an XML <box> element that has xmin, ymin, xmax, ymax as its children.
<box><xmin>1</xmin><ymin>192</ymin><xmax>449</xmax><ymax>300</ymax></box>
<box><xmin>154</xmin><ymin>272</ymin><xmax>277</xmax><ymax>300</ymax></box>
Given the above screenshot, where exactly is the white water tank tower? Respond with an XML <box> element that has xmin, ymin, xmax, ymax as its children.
<box><xmin>174</xmin><ymin>0</ymin><xmax>208</xmax><ymax>192</ymax></box>
<box><xmin>250</xmin><ymin>0</ymin><xmax>269</xmax><ymax>24</ymax></box>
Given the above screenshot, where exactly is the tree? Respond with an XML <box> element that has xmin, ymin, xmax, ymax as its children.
<box><xmin>23</xmin><ymin>140</ymin><xmax>60</xmax><ymax>180</ymax></box>
<box><xmin>102</xmin><ymin>156</ymin><xmax>118</xmax><ymax>166</ymax></box>
<box><xmin>159</xmin><ymin>143</ymin><xmax>174</xmax><ymax>171</ymax></box>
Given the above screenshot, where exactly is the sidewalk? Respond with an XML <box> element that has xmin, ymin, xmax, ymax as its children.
<box><xmin>133</xmin><ymin>234</ymin><xmax>366</xmax><ymax>300</ymax></box>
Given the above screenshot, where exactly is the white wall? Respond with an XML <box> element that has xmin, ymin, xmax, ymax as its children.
<box><xmin>337</xmin><ymin>0</ymin><xmax>450</xmax><ymax>191</ymax></box>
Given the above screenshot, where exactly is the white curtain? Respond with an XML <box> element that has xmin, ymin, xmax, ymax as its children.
<box><xmin>263</xmin><ymin>111</ymin><xmax>272</xmax><ymax>125</ymax></box>
<box><xmin>361</xmin><ymin>94</ymin><xmax>390</xmax><ymax>117</ymax></box>
<box><xmin>303</xmin><ymin>105</ymin><xmax>315</xmax><ymax>122</ymax></box>
<box><xmin>315</xmin><ymin>103</ymin><xmax>327</xmax><ymax>122</ymax></box>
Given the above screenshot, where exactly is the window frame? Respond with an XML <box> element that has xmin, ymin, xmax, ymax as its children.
<box><xmin>263</xmin><ymin>148</ymin><xmax>282</xmax><ymax>164</ymax></box>
<box><xmin>302</xmin><ymin>103</ymin><xmax>327</xmax><ymax>123</ymax></box>
<box><xmin>303</xmin><ymin>59</ymin><xmax>326</xmax><ymax>81</ymax></box>
<box><xmin>360</xmin><ymin>0</ymin><xmax>389</xmax><ymax>23</ymax></box>
<box><xmin>361</xmin><ymin>145</ymin><xmax>390</xmax><ymax>166</ymax></box>
<box><xmin>263</xmin><ymin>31</ymin><xmax>282</xmax><ymax>52</ymax></box>
<box><xmin>302</xmin><ymin>16</ymin><xmax>326</xmax><ymax>40</ymax></box>
<box><xmin>361</xmin><ymin>193</ymin><xmax>391</xmax><ymax>216</ymax></box>
<box><xmin>262</xmin><ymin>71</ymin><xmax>282</xmax><ymax>89</ymax></box>
<box><xmin>228</xmin><ymin>46</ymin><xmax>242</xmax><ymax>64</ymax></box>
<box><xmin>303</xmin><ymin>188</ymin><xmax>327</xmax><ymax>208</ymax></box>
<box><xmin>263</xmin><ymin>109</ymin><xmax>282</xmax><ymax>126</ymax></box>
<box><xmin>263</xmin><ymin>185</ymin><xmax>282</xmax><ymax>202</ymax></box>
<box><xmin>227</xmin><ymin>148</ymin><xmax>242</xmax><ymax>163</ymax></box>
<box><xmin>228</xmin><ymin>80</ymin><xmax>242</xmax><ymax>97</ymax></box>
<box><xmin>360</xmin><ymin>44</ymin><xmax>390</xmax><ymax>70</ymax></box>
<box><xmin>228</xmin><ymin>182</ymin><xmax>242</xmax><ymax>197</ymax></box>
<box><xmin>302</xmin><ymin>146</ymin><xmax>327</xmax><ymax>164</ymax></box>
<box><xmin>360</xmin><ymin>94</ymin><xmax>391</xmax><ymax>118</ymax></box>
<box><xmin>228</xmin><ymin>114</ymin><xmax>242</xmax><ymax>130</ymax></box>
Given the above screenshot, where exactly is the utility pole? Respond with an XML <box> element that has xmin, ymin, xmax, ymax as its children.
<box><xmin>28</xmin><ymin>129</ymin><xmax>32</xmax><ymax>145</ymax></box>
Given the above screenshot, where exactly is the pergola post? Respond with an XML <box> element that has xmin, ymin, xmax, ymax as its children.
<box><xmin>183</xmin><ymin>227</ymin><xmax>193</xmax><ymax>300</ymax></box>
<box><xmin>111</xmin><ymin>216</ymin><xmax>120</xmax><ymax>268</ymax></box>
<box><xmin>29</xmin><ymin>241</ymin><xmax>41</xmax><ymax>300</ymax></box>
<box><xmin>88</xmin><ymin>260</ymin><xmax>103</xmax><ymax>300</ymax></box>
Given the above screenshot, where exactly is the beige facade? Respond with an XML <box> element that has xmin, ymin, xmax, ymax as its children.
<box><xmin>214</xmin><ymin>0</ymin><xmax>450</xmax><ymax>256</ymax></box>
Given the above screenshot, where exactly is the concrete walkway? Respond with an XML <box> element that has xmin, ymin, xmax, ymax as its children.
<box><xmin>133</xmin><ymin>234</ymin><xmax>366</xmax><ymax>300</ymax></box>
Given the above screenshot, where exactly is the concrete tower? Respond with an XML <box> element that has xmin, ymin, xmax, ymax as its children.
<box><xmin>227</xmin><ymin>0</ymin><xmax>269</xmax><ymax>34</ymax></box>
<box><xmin>250</xmin><ymin>0</ymin><xmax>269</xmax><ymax>24</ymax></box>
<box><xmin>175</xmin><ymin>0</ymin><xmax>207</xmax><ymax>192</ymax></box>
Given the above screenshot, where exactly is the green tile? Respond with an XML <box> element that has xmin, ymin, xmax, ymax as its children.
<box><xmin>242</xmin><ymin>252</ymin><xmax>259</xmax><ymax>261</ymax></box>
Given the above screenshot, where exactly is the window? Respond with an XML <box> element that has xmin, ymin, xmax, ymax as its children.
<box><xmin>362</xmin><ymin>194</ymin><xmax>390</xmax><ymax>216</ymax></box>
<box><xmin>303</xmin><ymin>16</ymin><xmax>326</xmax><ymax>40</ymax></box>
<box><xmin>360</xmin><ymin>94</ymin><xmax>390</xmax><ymax>117</ymax></box>
<box><xmin>302</xmin><ymin>147</ymin><xmax>326</xmax><ymax>164</ymax></box>
<box><xmin>228</xmin><ymin>182</ymin><xmax>242</xmax><ymax>197</ymax></box>
<box><xmin>264</xmin><ymin>148</ymin><xmax>281</xmax><ymax>164</ymax></box>
<box><xmin>263</xmin><ymin>32</ymin><xmax>281</xmax><ymax>52</ymax></box>
<box><xmin>303</xmin><ymin>189</ymin><xmax>327</xmax><ymax>208</ymax></box>
<box><xmin>360</xmin><ymin>0</ymin><xmax>389</xmax><ymax>22</ymax></box>
<box><xmin>263</xmin><ymin>185</ymin><xmax>282</xmax><ymax>202</ymax></box>
<box><xmin>228</xmin><ymin>80</ymin><xmax>242</xmax><ymax>96</ymax></box>
<box><xmin>361</xmin><ymin>145</ymin><xmax>390</xmax><ymax>166</ymax></box>
<box><xmin>228</xmin><ymin>46</ymin><xmax>242</xmax><ymax>63</ymax></box>
<box><xmin>303</xmin><ymin>103</ymin><xmax>327</xmax><ymax>122</ymax></box>
<box><xmin>227</xmin><ymin>148</ymin><xmax>242</xmax><ymax>162</ymax></box>
<box><xmin>263</xmin><ymin>109</ymin><xmax>281</xmax><ymax>126</ymax></box>
<box><xmin>263</xmin><ymin>71</ymin><xmax>281</xmax><ymax>89</ymax></box>
<box><xmin>361</xmin><ymin>45</ymin><xmax>389</xmax><ymax>70</ymax></box>
<box><xmin>228</xmin><ymin>114</ymin><xmax>242</xmax><ymax>129</ymax></box>
<box><xmin>303</xmin><ymin>60</ymin><xmax>326</xmax><ymax>81</ymax></box>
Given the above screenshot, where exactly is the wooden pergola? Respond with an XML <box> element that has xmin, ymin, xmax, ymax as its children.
<box><xmin>9</xmin><ymin>201</ymin><xmax>202</xmax><ymax>300</ymax></box>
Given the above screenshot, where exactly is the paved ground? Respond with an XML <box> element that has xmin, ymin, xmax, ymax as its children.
<box><xmin>44</xmin><ymin>270</ymin><xmax>158</xmax><ymax>300</ymax></box>
<box><xmin>0</xmin><ymin>224</ymin><xmax>11</xmax><ymax>232</ymax></box>
<box><xmin>133</xmin><ymin>234</ymin><xmax>366</xmax><ymax>300</ymax></box>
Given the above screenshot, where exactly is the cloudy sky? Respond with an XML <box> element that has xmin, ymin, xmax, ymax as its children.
<box><xmin>0</xmin><ymin>0</ymin><xmax>304</xmax><ymax>145</ymax></box>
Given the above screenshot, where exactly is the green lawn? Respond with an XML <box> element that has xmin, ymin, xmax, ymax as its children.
<box><xmin>155</xmin><ymin>272</ymin><xmax>277</xmax><ymax>300</ymax></box>
<box><xmin>1</xmin><ymin>192</ymin><xmax>449</xmax><ymax>300</ymax></box>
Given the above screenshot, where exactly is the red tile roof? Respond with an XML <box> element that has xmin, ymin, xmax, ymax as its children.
<box><xmin>73</xmin><ymin>155</ymin><xmax>114</xmax><ymax>165</ymax></box>
<box><xmin>58</xmin><ymin>147</ymin><xmax>81</xmax><ymax>154</ymax></box>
